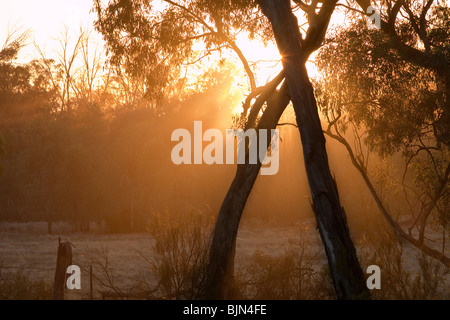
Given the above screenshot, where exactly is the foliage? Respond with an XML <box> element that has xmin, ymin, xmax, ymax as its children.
<box><xmin>236</xmin><ymin>236</ymin><xmax>334</xmax><ymax>300</ymax></box>
<box><xmin>146</xmin><ymin>209</ymin><xmax>213</xmax><ymax>299</ymax></box>
<box><xmin>315</xmin><ymin>3</ymin><xmax>449</xmax><ymax>264</ymax></box>
<box><xmin>316</xmin><ymin>18</ymin><xmax>447</xmax><ymax>155</ymax></box>
<box><xmin>93</xmin><ymin>0</ymin><xmax>272</xmax><ymax>100</ymax></box>
<box><xmin>0</xmin><ymin>42</ymin><xmax>56</xmax><ymax>121</ymax></box>
<box><xmin>361</xmin><ymin>230</ymin><xmax>450</xmax><ymax>300</ymax></box>
<box><xmin>0</xmin><ymin>268</ymin><xmax>52</xmax><ymax>300</ymax></box>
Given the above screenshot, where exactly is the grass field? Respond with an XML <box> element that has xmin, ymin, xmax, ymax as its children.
<box><xmin>0</xmin><ymin>221</ymin><xmax>448</xmax><ymax>300</ymax></box>
<box><xmin>0</xmin><ymin>221</ymin><xmax>319</xmax><ymax>299</ymax></box>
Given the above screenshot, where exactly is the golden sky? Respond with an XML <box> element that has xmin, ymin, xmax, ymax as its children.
<box><xmin>0</xmin><ymin>0</ymin><xmax>97</xmax><ymax>61</ymax></box>
<box><xmin>0</xmin><ymin>0</ymin><xmax>334</xmax><ymax>88</ymax></box>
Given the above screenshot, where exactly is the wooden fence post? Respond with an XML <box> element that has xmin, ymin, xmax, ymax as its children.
<box><xmin>90</xmin><ymin>265</ymin><xmax>93</xmax><ymax>300</ymax></box>
<box><xmin>53</xmin><ymin>238</ymin><xmax>73</xmax><ymax>300</ymax></box>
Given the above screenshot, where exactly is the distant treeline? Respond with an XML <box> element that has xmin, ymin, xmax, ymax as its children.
<box><xmin>0</xmin><ymin>32</ymin><xmax>319</xmax><ymax>232</ymax></box>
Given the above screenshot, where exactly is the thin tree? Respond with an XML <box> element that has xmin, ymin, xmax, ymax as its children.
<box><xmin>210</xmin><ymin>0</ymin><xmax>369</xmax><ymax>299</ymax></box>
<box><xmin>314</xmin><ymin>0</ymin><xmax>450</xmax><ymax>266</ymax></box>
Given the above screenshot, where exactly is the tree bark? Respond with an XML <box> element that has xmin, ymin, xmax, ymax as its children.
<box><xmin>203</xmin><ymin>82</ymin><xmax>290</xmax><ymax>299</ymax></box>
<box><xmin>257</xmin><ymin>0</ymin><xmax>370</xmax><ymax>299</ymax></box>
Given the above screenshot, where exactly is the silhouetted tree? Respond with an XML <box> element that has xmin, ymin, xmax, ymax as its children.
<box><xmin>94</xmin><ymin>0</ymin><xmax>370</xmax><ymax>300</ymax></box>
<box><xmin>315</xmin><ymin>0</ymin><xmax>449</xmax><ymax>266</ymax></box>
<box><xmin>93</xmin><ymin>0</ymin><xmax>268</xmax><ymax>108</ymax></box>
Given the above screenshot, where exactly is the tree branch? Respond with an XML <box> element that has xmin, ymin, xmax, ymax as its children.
<box><xmin>402</xmin><ymin>3</ymin><xmax>431</xmax><ymax>52</ymax></box>
<box><xmin>354</xmin><ymin>0</ymin><xmax>448</xmax><ymax>73</ymax></box>
<box><xmin>245</xmin><ymin>71</ymin><xmax>284</xmax><ymax>129</ymax></box>
<box><xmin>324</xmin><ymin>124</ymin><xmax>450</xmax><ymax>268</ymax></box>
<box><xmin>162</xmin><ymin>0</ymin><xmax>257</xmax><ymax>91</ymax></box>
<box><xmin>303</xmin><ymin>0</ymin><xmax>339</xmax><ymax>58</ymax></box>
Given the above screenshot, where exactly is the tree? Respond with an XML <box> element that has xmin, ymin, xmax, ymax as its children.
<box><xmin>203</xmin><ymin>76</ymin><xmax>291</xmax><ymax>299</ymax></box>
<box><xmin>34</xmin><ymin>26</ymin><xmax>86</xmax><ymax>114</ymax></box>
<box><xmin>315</xmin><ymin>0</ymin><xmax>449</xmax><ymax>266</ymax></box>
<box><xmin>94</xmin><ymin>0</ymin><xmax>371</xmax><ymax>299</ymax></box>
<box><xmin>248</xmin><ymin>0</ymin><xmax>369</xmax><ymax>300</ymax></box>
<box><xmin>72</xmin><ymin>27</ymin><xmax>104</xmax><ymax>107</ymax></box>
<box><xmin>93</xmin><ymin>0</ymin><xmax>268</xmax><ymax>107</ymax></box>
<box><xmin>0</xmin><ymin>28</ymin><xmax>54</xmax><ymax>121</ymax></box>
<box><xmin>0</xmin><ymin>29</ymin><xmax>60</xmax><ymax>226</ymax></box>
<box><xmin>352</xmin><ymin>0</ymin><xmax>449</xmax><ymax>95</ymax></box>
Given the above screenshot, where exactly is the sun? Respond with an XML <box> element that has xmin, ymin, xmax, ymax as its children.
<box><xmin>235</xmin><ymin>33</ymin><xmax>282</xmax><ymax>87</ymax></box>
<box><xmin>0</xmin><ymin>0</ymin><xmax>320</xmax><ymax>120</ymax></box>
<box><xmin>230</xmin><ymin>33</ymin><xmax>319</xmax><ymax>115</ymax></box>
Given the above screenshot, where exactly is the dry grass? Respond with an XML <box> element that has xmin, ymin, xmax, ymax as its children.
<box><xmin>0</xmin><ymin>221</ymin><xmax>310</xmax><ymax>299</ymax></box>
<box><xmin>0</xmin><ymin>220</ymin><xmax>448</xmax><ymax>300</ymax></box>
<box><xmin>0</xmin><ymin>222</ymin><xmax>155</xmax><ymax>299</ymax></box>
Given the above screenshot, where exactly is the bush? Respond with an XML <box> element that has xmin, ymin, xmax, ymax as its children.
<box><xmin>0</xmin><ymin>268</ymin><xmax>52</xmax><ymax>300</ymax></box>
<box><xmin>361</xmin><ymin>230</ymin><xmax>450</xmax><ymax>300</ymax></box>
<box><xmin>236</xmin><ymin>236</ymin><xmax>334</xmax><ymax>300</ymax></box>
<box><xmin>147</xmin><ymin>209</ymin><xmax>213</xmax><ymax>299</ymax></box>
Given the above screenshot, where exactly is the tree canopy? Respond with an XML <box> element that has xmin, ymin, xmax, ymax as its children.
<box><xmin>93</xmin><ymin>0</ymin><xmax>273</xmax><ymax>104</ymax></box>
<box><xmin>315</xmin><ymin>0</ymin><xmax>449</xmax><ymax>268</ymax></box>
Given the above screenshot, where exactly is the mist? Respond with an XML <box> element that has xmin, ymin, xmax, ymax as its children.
<box><xmin>0</xmin><ymin>0</ymin><xmax>448</xmax><ymax>301</ymax></box>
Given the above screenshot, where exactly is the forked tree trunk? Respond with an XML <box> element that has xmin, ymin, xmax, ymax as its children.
<box><xmin>203</xmin><ymin>84</ymin><xmax>290</xmax><ymax>299</ymax></box>
<box><xmin>257</xmin><ymin>0</ymin><xmax>369</xmax><ymax>299</ymax></box>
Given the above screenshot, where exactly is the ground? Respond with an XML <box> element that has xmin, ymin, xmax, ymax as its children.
<box><xmin>0</xmin><ymin>221</ymin><xmax>448</xmax><ymax>299</ymax></box>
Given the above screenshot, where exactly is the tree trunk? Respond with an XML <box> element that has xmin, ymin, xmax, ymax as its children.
<box><xmin>203</xmin><ymin>83</ymin><xmax>290</xmax><ymax>299</ymax></box>
<box><xmin>257</xmin><ymin>0</ymin><xmax>370</xmax><ymax>299</ymax></box>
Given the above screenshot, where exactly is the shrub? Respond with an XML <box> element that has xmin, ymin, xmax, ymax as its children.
<box><xmin>236</xmin><ymin>236</ymin><xmax>334</xmax><ymax>300</ymax></box>
<box><xmin>361</xmin><ymin>230</ymin><xmax>450</xmax><ymax>300</ymax></box>
<box><xmin>146</xmin><ymin>209</ymin><xmax>213</xmax><ymax>299</ymax></box>
<box><xmin>0</xmin><ymin>268</ymin><xmax>52</xmax><ymax>300</ymax></box>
